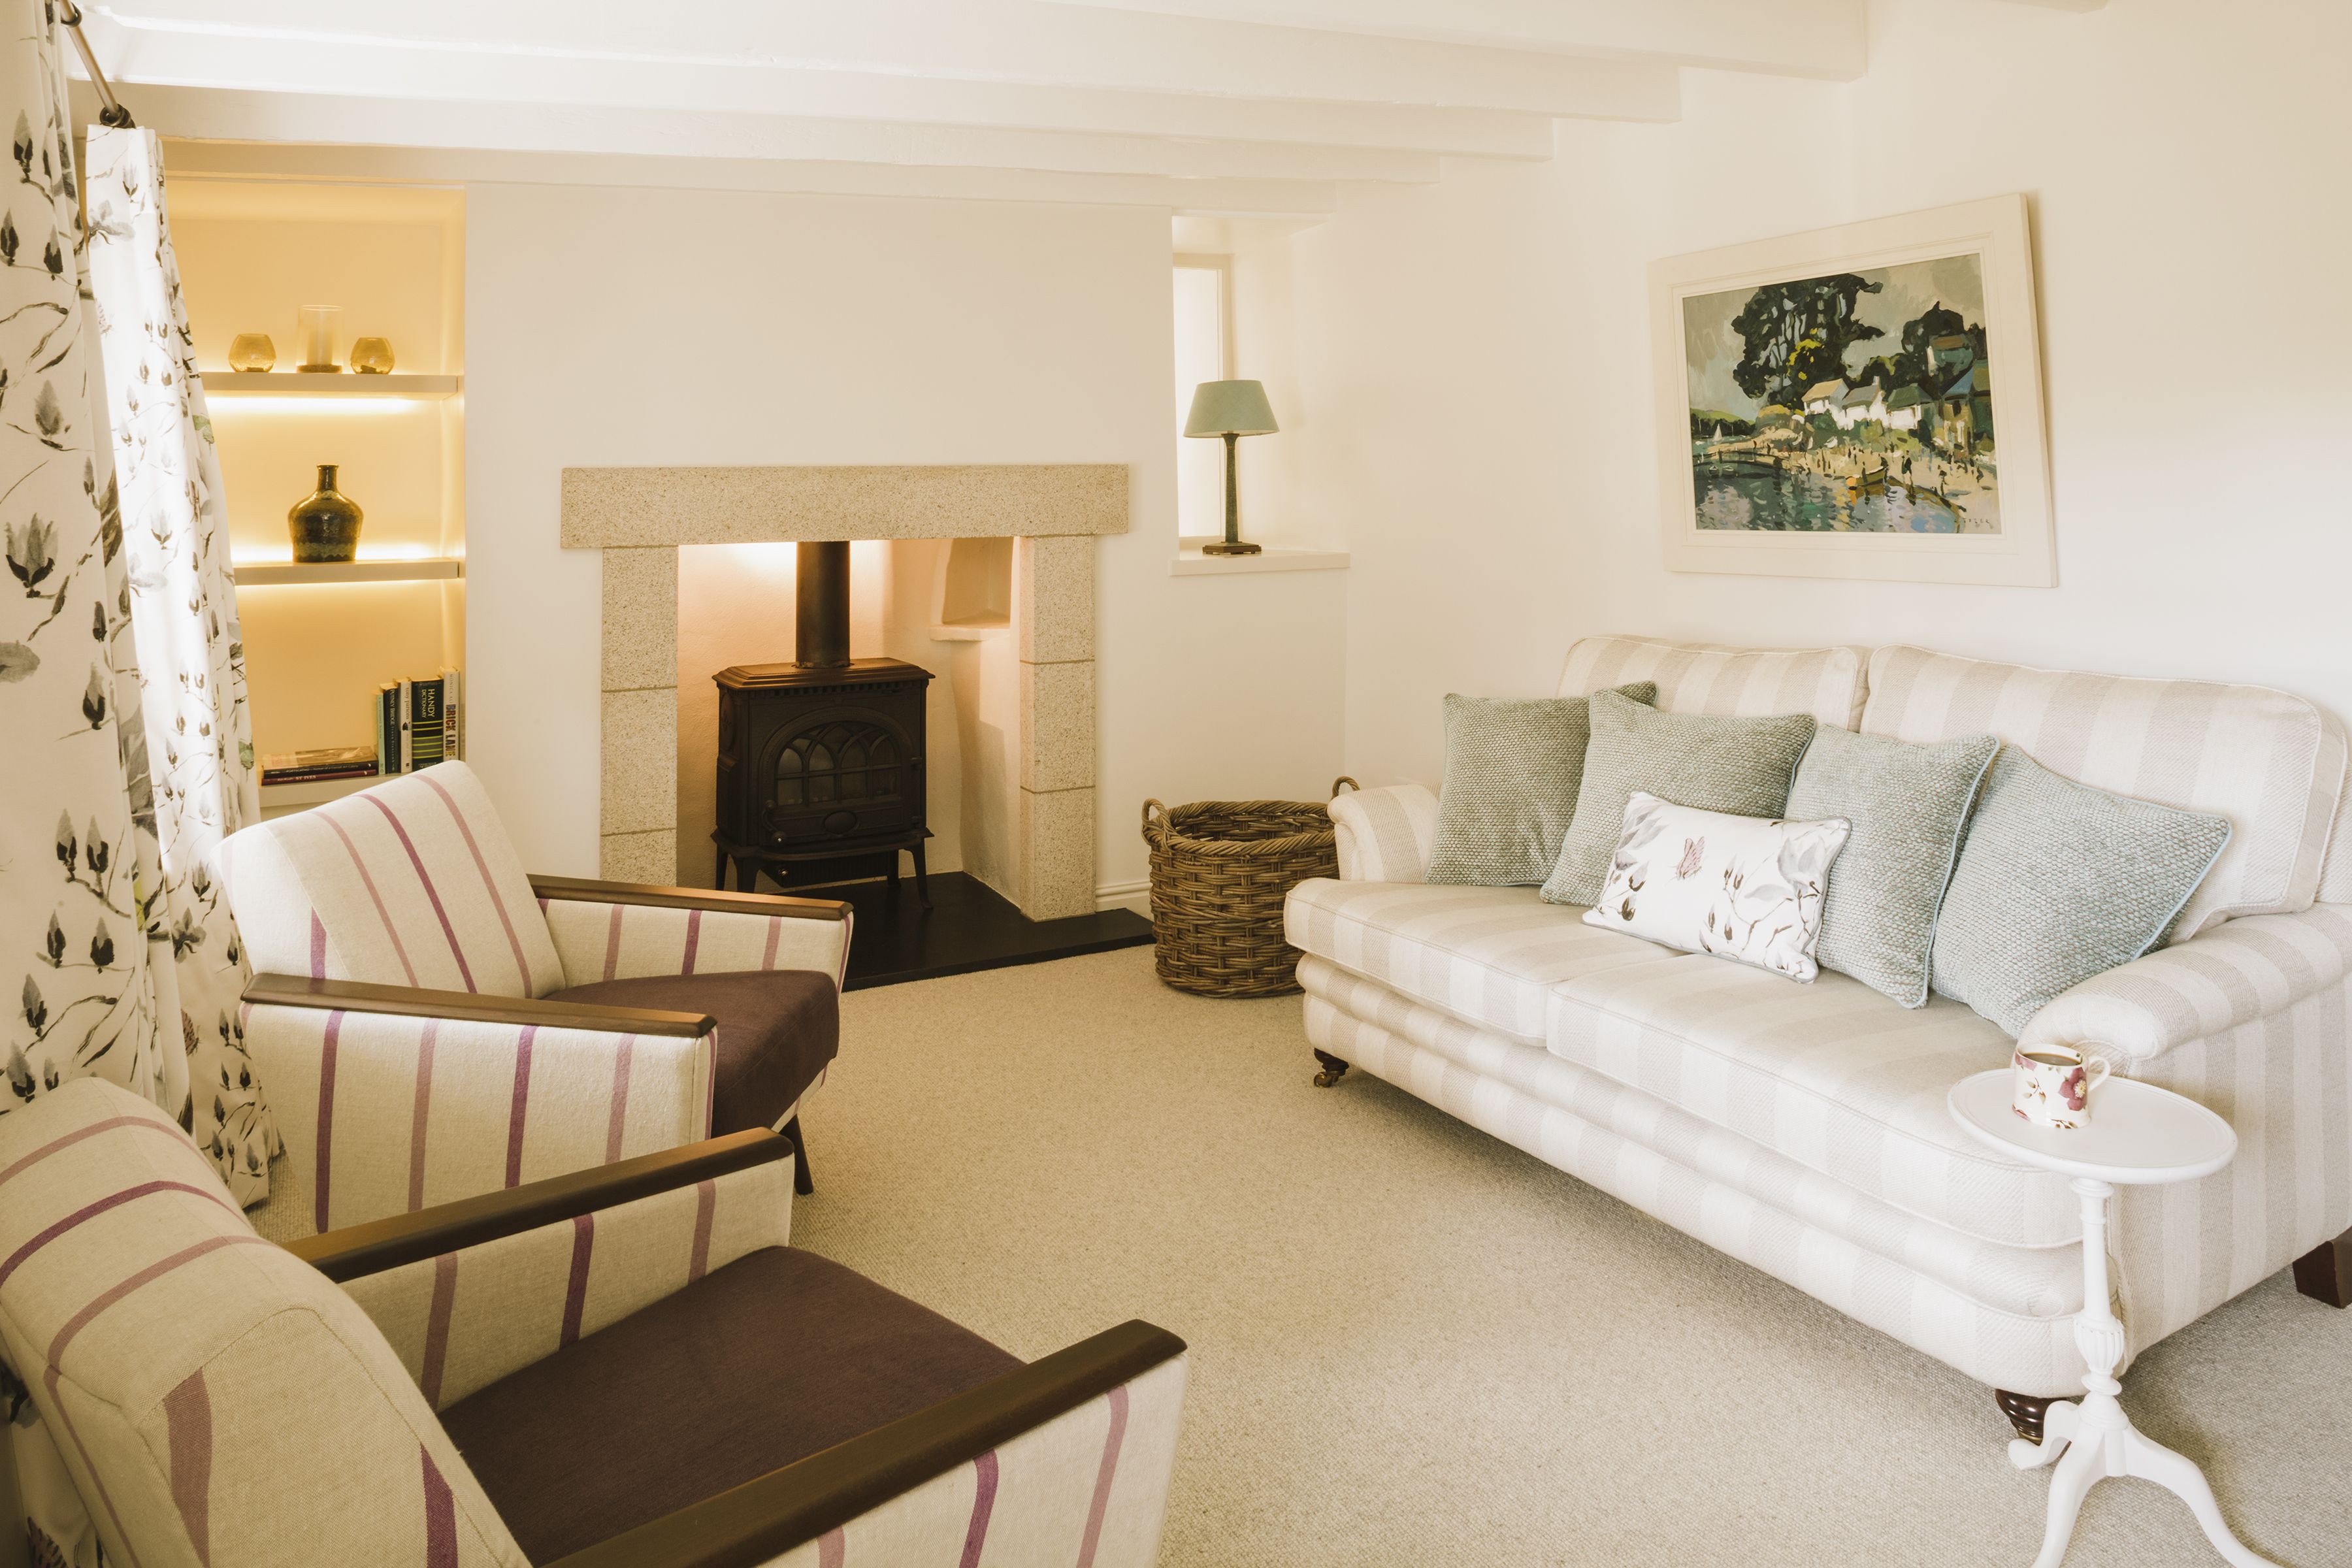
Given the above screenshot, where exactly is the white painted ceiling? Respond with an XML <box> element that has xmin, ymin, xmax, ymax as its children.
<box><xmin>65</xmin><ymin>1</ymin><xmax>2102</xmax><ymax>216</ymax></box>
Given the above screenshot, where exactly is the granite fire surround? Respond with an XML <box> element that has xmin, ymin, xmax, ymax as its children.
<box><xmin>561</xmin><ymin>465</ymin><xmax>1128</xmax><ymax>921</ymax></box>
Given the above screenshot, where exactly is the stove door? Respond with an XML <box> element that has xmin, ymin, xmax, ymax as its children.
<box><xmin>757</xmin><ymin>706</ymin><xmax>923</xmax><ymax>847</ymax></box>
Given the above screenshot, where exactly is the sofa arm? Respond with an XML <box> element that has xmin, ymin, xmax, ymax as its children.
<box><xmin>244</xmin><ymin>975</ymin><xmax>719</xmax><ymax>1235</ymax></box>
<box><xmin>2018</xmin><ymin>904</ymin><xmax>2352</xmax><ymax>1068</ymax></box>
<box><xmin>544</xmin><ymin>1324</ymin><xmax>1188</xmax><ymax>1568</ymax></box>
<box><xmin>533</xmin><ymin>876</ymin><xmax>854</xmax><ymax>990</ymax></box>
<box><xmin>297</xmin><ymin>1130</ymin><xmax>795</xmax><ymax>1409</ymax></box>
<box><xmin>1328</xmin><ymin>782</ymin><xmax>1438</xmax><ymax>883</ymax></box>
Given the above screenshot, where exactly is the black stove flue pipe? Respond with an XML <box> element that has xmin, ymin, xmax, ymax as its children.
<box><xmin>794</xmin><ymin>541</ymin><xmax>851</xmax><ymax>668</ymax></box>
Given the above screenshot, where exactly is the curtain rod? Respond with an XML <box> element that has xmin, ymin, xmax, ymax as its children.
<box><xmin>58</xmin><ymin>1</ymin><xmax>137</xmax><ymax>129</ymax></box>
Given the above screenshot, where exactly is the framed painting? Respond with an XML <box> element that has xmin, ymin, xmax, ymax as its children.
<box><xmin>1650</xmin><ymin>194</ymin><xmax>2054</xmax><ymax>586</ymax></box>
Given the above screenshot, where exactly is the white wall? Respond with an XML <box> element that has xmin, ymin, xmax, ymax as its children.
<box><xmin>465</xmin><ymin>184</ymin><xmax>1347</xmax><ymax>892</ymax></box>
<box><xmin>1279</xmin><ymin>0</ymin><xmax>2352</xmax><ymax>787</ymax></box>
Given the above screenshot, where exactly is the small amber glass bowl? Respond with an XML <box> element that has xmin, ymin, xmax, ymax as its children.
<box><xmin>227</xmin><ymin>333</ymin><xmax>276</xmax><ymax>372</ymax></box>
<box><xmin>349</xmin><ymin>336</ymin><xmax>395</xmax><ymax>374</ymax></box>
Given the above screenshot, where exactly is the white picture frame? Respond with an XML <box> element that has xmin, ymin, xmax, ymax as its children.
<box><xmin>1649</xmin><ymin>194</ymin><xmax>2055</xmax><ymax>587</ymax></box>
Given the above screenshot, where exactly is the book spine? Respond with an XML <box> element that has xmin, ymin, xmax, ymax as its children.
<box><xmin>261</xmin><ymin>768</ymin><xmax>380</xmax><ymax>786</ymax></box>
<box><xmin>377</xmin><ymin>684</ymin><xmax>400</xmax><ymax>776</ymax></box>
<box><xmin>410</xmin><ymin>678</ymin><xmax>445</xmax><ymax>769</ymax></box>
<box><xmin>442</xmin><ymin>666</ymin><xmax>461</xmax><ymax>762</ymax></box>
<box><xmin>398</xmin><ymin>678</ymin><xmax>414</xmax><ymax>774</ymax></box>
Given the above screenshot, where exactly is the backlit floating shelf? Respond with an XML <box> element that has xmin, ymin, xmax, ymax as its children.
<box><xmin>206</xmin><ymin>372</ymin><xmax>461</xmax><ymax>399</ymax></box>
<box><xmin>235</xmin><ymin>557</ymin><xmax>465</xmax><ymax>587</ymax></box>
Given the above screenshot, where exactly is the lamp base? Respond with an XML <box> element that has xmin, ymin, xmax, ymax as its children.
<box><xmin>1201</xmin><ymin>540</ymin><xmax>1263</xmax><ymax>556</ymax></box>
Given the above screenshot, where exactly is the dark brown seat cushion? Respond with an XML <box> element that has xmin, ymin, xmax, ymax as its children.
<box><xmin>442</xmin><ymin>1247</ymin><xmax>1021</xmax><ymax>1563</ymax></box>
<box><xmin>546</xmin><ymin>968</ymin><xmax>839</xmax><ymax>1135</ymax></box>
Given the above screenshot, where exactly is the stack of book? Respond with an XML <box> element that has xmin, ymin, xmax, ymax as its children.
<box><xmin>258</xmin><ymin>745</ymin><xmax>378</xmax><ymax>789</ymax></box>
<box><xmin>375</xmin><ymin>668</ymin><xmax>464</xmax><ymax>776</ymax></box>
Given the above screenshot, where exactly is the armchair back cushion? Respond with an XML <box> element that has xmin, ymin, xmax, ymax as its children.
<box><xmin>0</xmin><ymin>1080</ymin><xmax>526</xmax><ymax>1568</ymax></box>
<box><xmin>220</xmin><ymin>761</ymin><xmax>567</xmax><ymax>999</ymax></box>
<box><xmin>1861</xmin><ymin>646</ymin><xmax>2347</xmax><ymax>941</ymax></box>
<box><xmin>1558</xmin><ymin>636</ymin><xmax>1868</xmax><ymax>730</ymax></box>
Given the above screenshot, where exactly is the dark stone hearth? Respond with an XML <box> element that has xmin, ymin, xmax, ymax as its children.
<box><xmin>819</xmin><ymin>872</ymin><xmax>1151</xmax><ymax>990</ymax></box>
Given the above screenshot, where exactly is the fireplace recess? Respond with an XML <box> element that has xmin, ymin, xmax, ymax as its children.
<box><xmin>711</xmin><ymin>541</ymin><xmax>934</xmax><ymax>904</ymax></box>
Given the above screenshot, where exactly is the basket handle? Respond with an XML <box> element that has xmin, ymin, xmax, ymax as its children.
<box><xmin>1331</xmin><ymin>776</ymin><xmax>1360</xmax><ymax>798</ymax></box>
<box><xmin>1141</xmin><ymin>797</ymin><xmax>1168</xmax><ymax>843</ymax></box>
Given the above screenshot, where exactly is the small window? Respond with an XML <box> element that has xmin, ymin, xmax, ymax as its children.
<box><xmin>1173</xmin><ymin>256</ymin><xmax>1233</xmax><ymax>540</ymax></box>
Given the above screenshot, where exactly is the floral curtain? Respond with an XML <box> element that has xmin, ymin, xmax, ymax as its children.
<box><xmin>1</xmin><ymin>0</ymin><xmax>173</xmax><ymax>1135</ymax></box>
<box><xmin>84</xmin><ymin>123</ymin><xmax>272</xmax><ymax>1203</ymax></box>
<box><xmin>3</xmin><ymin>8</ymin><xmax>174</xmax><ymax>1561</ymax></box>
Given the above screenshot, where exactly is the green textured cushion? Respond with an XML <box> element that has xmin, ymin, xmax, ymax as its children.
<box><xmin>1426</xmin><ymin>682</ymin><xmax>1658</xmax><ymax>886</ymax></box>
<box><xmin>1785</xmin><ymin>726</ymin><xmax>1999</xmax><ymax>1007</ymax></box>
<box><xmin>1930</xmin><ymin>749</ymin><xmax>2232</xmax><ymax>1036</ymax></box>
<box><xmin>1540</xmin><ymin>691</ymin><xmax>1817</xmax><ymax>907</ymax></box>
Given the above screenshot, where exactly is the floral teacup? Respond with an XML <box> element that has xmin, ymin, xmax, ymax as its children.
<box><xmin>2012</xmin><ymin>1045</ymin><xmax>2110</xmax><ymax>1131</ymax></box>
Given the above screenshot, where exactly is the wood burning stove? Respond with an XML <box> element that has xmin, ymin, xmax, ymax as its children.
<box><xmin>711</xmin><ymin>542</ymin><xmax>934</xmax><ymax>906</ymax></box>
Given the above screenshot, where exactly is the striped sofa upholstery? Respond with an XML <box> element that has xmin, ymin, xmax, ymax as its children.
<box><xmin>539</xmin><ymin>892</ymin><xmax>852</xmax><ymax>992</ymax></box>
<box><xmin>3</xmin><ymin>1083</ymin><xmax>1187</xmax><ymax>1568</ymax></box>
<box><xmin>219</xmin><ymin>765</ymin><xmax>854</xmax><ymax>1241</ymax></box>
<box><xmin>221</xmin><ymin>762</ymin><xmax>566</xmax><ymax>998</ymax></box>
<box><xmin>1327</xmin><ymin>781</ymin><xmax>1438</xmax><ymax>885</ymax></box>
<box><xmin>760</xmin><ymin>1357</ymin><xmax>1187</xmax><ymax>1568</ymax></box>
<box><xmin>344</xmin><ymin>1155</ymin><xmax>798</xmax><ymax>1411</ymax></box>
<box><xmin>1296</xmin><ymin>637</ymin><xmax>2352</xmax><ymax>1398</ymax></box>
<box><xmin>1556</xmin><ymin>635</ymin><xmax>1869</xmax><ymax>730</ymax></box>
<box><xmin>255</xmin><ymin>1005</ymin><xmax>719</xmax><ymax>1235</ymax></box>
<box><xmin>0</xmin><ymin>1081</ymin><xmax>528</xmax><ymax>1568</ymax></box>
<box><xmin>1860</xmin><ymin>645</ymin><xmax>2346</xmax><ymax>941</ymax></box>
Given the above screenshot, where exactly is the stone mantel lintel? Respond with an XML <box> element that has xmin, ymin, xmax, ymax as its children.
<box><xmin>563</xmin><ymin>462</ymin><xmax>1122</xmax><ymax>920</ymax></box>
<box><xmin>561</xmin><ymin>463</ymin><xmax>1129</xmax><ymax>549</ymax></box>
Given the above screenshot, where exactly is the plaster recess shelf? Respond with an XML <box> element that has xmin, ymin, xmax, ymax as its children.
<box><xmin>206</xmin><ymin>372</ymin><xmax>461</xmax><ymax>399</ymax></box>
<box><xmin>235</xmin><ymin>557</ymin><xmax>464</xmax><ymax>586</ymax></box>
<box><xmin>1170</xmin><ymin>538</ymin><xmax>1350</xmax><ymax>576</ymax></box>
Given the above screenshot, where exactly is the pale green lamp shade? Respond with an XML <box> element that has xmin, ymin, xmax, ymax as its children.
<box><xmin>1184</xmin><ymin>379</ymin><xmax>1279</xmax><ymax>438</ymax></box>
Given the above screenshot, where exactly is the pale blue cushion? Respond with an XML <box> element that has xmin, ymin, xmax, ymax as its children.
<box><xmin>1786</xmin><ymin>726</ymin><xmax>1999</xmax><ymax>1007</ymax></box>
<box><xmin>1931</xmin><ymin>749</ymin><xmax>2232</xmax><ymax>1036</ymax></box>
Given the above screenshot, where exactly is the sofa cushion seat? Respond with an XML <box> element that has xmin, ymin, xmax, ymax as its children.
<box><xmin>1543</xmin><ymin>951</ymin><xmax>2076</xmax><ymax>1249</ymax></box>
<box><xmin>1298</xmin><ymin>956</ymin><xmax>2083</xmax><ymax>1328</ymax></box>
<box><xmin>1285</xmin><ymin>879</ymin><xmax>1661</xmax><ymax>1043</ymax></box>
<box><xmin>546</xmin><ymin>969</ymin><xmax>840</xmax><ymax>1135</ymax></box>
<box><xmin>440</xmin><ymin>1247</ymin><xmax>1021</xmax><ymax>1563</ymax></box>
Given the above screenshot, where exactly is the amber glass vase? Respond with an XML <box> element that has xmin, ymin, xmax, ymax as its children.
<box><xmin>287</xmin><ymin>465</ymin><xmax>364</xmax><ymax>563</ymax></box>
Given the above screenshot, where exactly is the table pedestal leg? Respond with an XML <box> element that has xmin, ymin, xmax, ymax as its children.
<box><xmin>2012</xmin><ymin>1178</ymin><xmax>2279</xmax><ymax>1568</ymax></box>
<box><xmin>2119</xmin><ymin>1426</ymin><xmax>2280</xmax><ymax>1568</ymax></box>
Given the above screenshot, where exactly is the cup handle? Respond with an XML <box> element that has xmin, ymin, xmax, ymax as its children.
<box><xmin>2084</xmin><ymin>1056</ymin><xmax>2112</xmax><ymax>1089</ymax></box>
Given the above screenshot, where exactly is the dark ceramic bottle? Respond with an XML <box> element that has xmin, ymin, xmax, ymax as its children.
<box><xmin>287</xmin><ymin>464</ymin><xmax>363</xmax><ymax>563</ymax></box>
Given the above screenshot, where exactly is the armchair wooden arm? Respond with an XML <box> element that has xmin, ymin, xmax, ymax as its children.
<box><xmin>544</xmin><ymin>1320</ymin><xmax>1190</xmax><ymax>1568</ymax></box>
<box><xmin>287</xmin><ymin>1130</ymin><xmax>791</xmax><ymax>1283</ymax></box>
<box><xmin>531</xmin><ymin>875</ymin><xmax>850</xmax><ymax>923</ymax></box>
<box><xmin>243</xmin><ymin>972</ymin><xmax>715</xmax><ymax>1037</ymax></box>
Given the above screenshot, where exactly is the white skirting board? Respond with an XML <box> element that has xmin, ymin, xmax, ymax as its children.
<box><xmin>1097</xmin><ymin>879</ymin><xmax>1151</xmax><ymax>916</ymax></box>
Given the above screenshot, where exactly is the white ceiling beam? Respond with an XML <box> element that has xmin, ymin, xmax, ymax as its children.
<box><xmin>95</xmin><ymin>0</ymin><xmax>1684</xmax><ymax>119</ymax></box>
<box><xmin>1037</xmin><ymin>0</ymin><xmax>1870</xmax><ymax>78</ymax></box>
<box><xmin>150</xmin><ymin>135</ymin><xmax>1343</xmax><ymax>219</ymax></box>
<box><xmin>80</xmin><ymin>17</ymin><xmax>1571</xmax><ymax>159</ymax></box>
<box><xmin>113</xmin><ymin>83</ymin><xmax>1442</xmax><ymax>184</ymax></box>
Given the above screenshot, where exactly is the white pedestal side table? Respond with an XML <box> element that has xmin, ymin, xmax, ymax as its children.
<box><xmin>1948</xmin><ymin>1070</ymin><xmax>2280</xmax><ymax>1568</ymax></box>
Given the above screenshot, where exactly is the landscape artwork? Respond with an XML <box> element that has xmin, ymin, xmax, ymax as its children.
<box><xmin>1681</xmin><ymin>254</ymin><xmax>2000</xmax><ymax>536</ymax></box>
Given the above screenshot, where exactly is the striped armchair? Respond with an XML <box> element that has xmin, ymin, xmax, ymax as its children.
<box><xmin>1</xmin><ymin>1081</ymin><xmax>1187</xmax><ymax>1568</ymax></box>
<box><xmin>218</xmin><ymin>762</ymin><xmax>853</xmax><ymax>1237</ymax></box>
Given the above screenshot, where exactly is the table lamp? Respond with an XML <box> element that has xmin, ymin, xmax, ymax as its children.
<box><xmin>1184</xmin><ymin>379</ymin><xmax>1278</xmax><ymax>556</ymax></box>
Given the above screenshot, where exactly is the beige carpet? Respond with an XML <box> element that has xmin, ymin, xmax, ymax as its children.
<box><xmin>789</xmin><ymin>947</ymin><xmax>2352</xmax><ymax>1568</ymax></box>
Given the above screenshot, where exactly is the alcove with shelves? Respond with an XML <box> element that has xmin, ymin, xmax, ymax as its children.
<box><xmin>166</xmin><ymin>178</ymin><xmax>465</xmax><ymax>812</ymax></box>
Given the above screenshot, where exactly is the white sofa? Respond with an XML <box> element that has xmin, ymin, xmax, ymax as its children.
<box><xmin>1287</xmin><ymin>637</ymin><xmax>2352</xmax><ymax>1414</ymax></box>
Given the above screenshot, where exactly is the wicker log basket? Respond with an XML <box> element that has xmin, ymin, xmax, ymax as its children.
<box><xmin>1140</xmin><ymin>778</ymin><xmax>1356</xmax><ymax>997</ymax></box>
